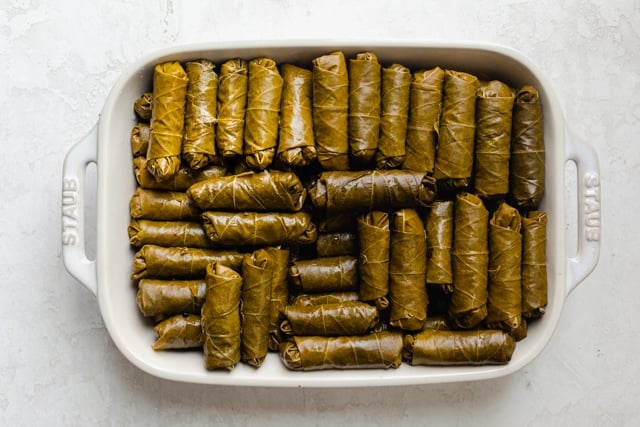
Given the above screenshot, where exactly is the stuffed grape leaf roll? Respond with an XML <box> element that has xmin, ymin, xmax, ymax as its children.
<box><xmin>182</xmin><ymin>59</ymin><xmax>218</xmax><ymax>169</ymax></box>
<box><xmin>280</xmin><ymin>301</ymin><xmax>378</xmax><ymax>336</ymax></box>
<box><xmin>152</xmin><ymin>314</ymin><xmax>203</xmax><ymax>350</ymax></box>
<box><xmin>403</xmin><ymin>67</ymin><xmax>444</xmax><ymax>173</ymax></box>
<box><xmin>202</xmin><ymin>262</ymin><xmax>242</xmax><ymax>370</ymax></box>
<box><xmin>449</xmin><ymin>193</ymin><xmax>489</xmax><ymax>329</ymax></box>
<box><xmin>279</xmin><ymin>331</ymin><xmax>403</xmax><ymax>371</ymax></box>
<box><xmin>136</xmin><ymin>278</ymin><xmax>206</xmax><ymax>317</ymax></box>
<box><xmin>389</xmin><ymin>209</ymin><xmax>428</xmax><ymax>331</ymax></box>
<box><xmin>357</xmin><ymin>211</ymin><xmax>390</xmax><ymax>309</ymax></box>
<box><xmin>403</xmin><ymin>329</ymin><xmax>515</xmax><ymax>366</ymax></box>
<box><xmin>277</xmin><ymin>64</ymin><xmax>317</xmax><ymax>167</ymax></box>
<box><xmin>521</xmin><ymin>210</ymin><xmax>548</xmax><ymax>319</ymax></box>
<box><xmin>376</xmin><ymin>63</ymin><xmax>411</xmax><ymax>169</ymax></box>
<box><xmin>309</xmin><ymin>170</ymin><xmax>437</xmax><ymax>214</ymax></box>
<box><xmin>312</xmin><ymin>51</ymin><xmax>350</xmax><ymax>170</ymax></box>
<box><xmin>433</xmin><ymin>70</ymin><xmax>480</xmax><ymax>190</ymax></box>
<box><xmin>510</xmin><ymin>85</ymin><xmax>545</xmax><ymax>209</ymax></box>
<box><xmin>216</xmin><ymin>58</ymin><xmax>248</xmax><ymax>158</ymax></box>
<box><xmin>244</xmin><ymin>57</ymin><xmax>283</xmax><ymax>170</ymax></box>
<box><xmin>348</xmin><ymin>52</ymin><xmax>381</xmax><ymax>165</ymax></box>
<box><xmin>201</xmin><ymin>211</ymin><xmax>317</xmax><ymax>246</ymax></box>
<box><xmin>289</xmin><ymin>255</ymin><xmax>359</xmax><ymax>293</ymax></box>
<box><xmin>187</xmin><ymin>170</ymin><xmax>306</xmax><ymax>212</ymax></box>
<box><xmin>146</xmin><ymin>61</ymin><xmax>189</xmax><ymax>182</ymax></box>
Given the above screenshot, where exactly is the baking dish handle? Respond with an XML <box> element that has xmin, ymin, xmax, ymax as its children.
<box><xmin>565</xmin><ymin>128</ymin><xmax>601</xmax><ymax>295</ymax></box>
<box><xmin>62</xmin><ymin>124</ymin><xmax>98</xmax><ymax>296</ymax></box>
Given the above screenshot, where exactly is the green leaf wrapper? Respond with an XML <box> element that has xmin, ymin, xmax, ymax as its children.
<box><xmin>133</xmin><ymin>156</ymin><xmax>227</xmax><ymax>191</ymax></box>
<box><xmin>403</xmin><ymin>67</ymin><xmax>444</xmax><ymax>173</ymax></box>
<box><xmin>449</xmin><ymin>193</ymin><xmax>489</xmax><ymax>329</ymax></box>
<box><xmin>357</xmin><ymin>211</ymin><xmax>390</xmax><ymax>309</ymax></box>
<box><xmin>425</xmin><ymin>201</ymin><xmax>454</xmax><ymax>288</ymax></box>
<box><xmin>136</xmin><ymin>278</ymin><xmax>206</xmax><ymax>317</ymax></box>
<box><xmin>129</xmin><ymin>187</ymin><xmax>201</xmax><ymax>221</ymax></box>
<box><xmin>130</xmin><ymin>244</ymin><xmax>244</xmax><ymax>280</ymax></box>
<box><xmin>216</xmin><ymin>58</ymin><xmax>248</xmax><ymax>158</ymax></box>
<box><xmin>279</xmin><ymin>331</ymin><xmax>404</xmax><ymax>371</ymax></box>
<box><xmin>474</xmin><ymin>80</ymin><xmax>515</xmax><ymax>198</ymax></box>
<box><xmin>244</xmin><ymin>57</ymin><xmax>283</xmax><ymax>170</ymax></box>
<box><xmin>389</xmin><ymin>209</ymin><xmax>428</xmax><ymax>331</ymax></box>
<box><xmin>403</xmin><ymin>329</ymin><xmax>515</xmax><ymax>366</ymax></box>
<box><xmin>202</xmin><ymin>262</ymin><xmax>242</xmax><ymax>370</ymax></box>
<box><xmin>240</xmin><ymin>250</ymin><xmax>273</xmax><ymax>367</ymax></box>
<box><xmin>521</xmin><ymin>210</ymin><xmax>548</xmax><ymax>319</ymax></box>
<box><xmin>147</xmin><ymin>61</ymin><xmax>189</xmax><ymax>182</ymax></box>
<box><xmin>134</xmin><ymin>92</ymin><xmax>153</xmax><ymax>121</ymax></box>
<box><xmin>348</xmin><ymin>52</ymin><xmax>381</xmax><ymax>164</ymax></box>
<box><xmin>264</xmin><ymin>247</ymin><xmax>291</xmax><ymax>351</ymax></box>
<box><xmin>290</xmin><ymin>291</ymin><xmax>360</xmax><ymax>306</ymax></box>
<box><xmin>152</xmin><ymin>314</ymin><xmax>203</xmax><ymax>350</ymax></box>
<box><xmin>280</xmin><ymin>301</ymin><xmax>378</xmax><ymax>336</ymax></box>
<box><xmin>187</xmin><ymin>170</ymin><xmax>306</xmax><ymax>212</ymax></box>
<box><xmin>182</xmin><ymin>59</ymin><xmax>218</xmax><ymax>169</ymax></box>
<box><xmin>201</xmin><ymin>211</ymin><xmax>317</xmax><ymax>246</ymax></box>
<box><xmin>486</xmin><ymin>203</ymin><xmax>522</xmax><ymax>332</ymax></box>
<box><xmin>128</xmin><ymin>219</ymin><xmax>210</xmax><ymax>248</ymax></box>
<box><xmin>309</xmin><ymin>170</ymin><xmax>437</xmax><ymax>214</ymax></box>
<box><xmin>277</xmin><ymin>64</ymin><xmax>317</xmax><ymax>167</ymax></box>
<box><xmin>131</xmin><ymin>122</ymin><xmax>151</xmax><ymax>157</ymax></box>
<box><xmin>312</xmin><ymin>51</ymin><xmax>350</xmax><ymax>170</ymax></box>
<box><xmin>316</xmin><ymin>232</ymin><xmax>358</xmax><ymax>257</ymax></box>
<box><xmin>376</xmin><ymin>63</ymin><xmax>411</xmax><ymax>169</ymax></box>
<box><xmin>510</xmin><ymin>85</ymin><xmax>545</xmax><ymax>209</ymax></box>
<box><xmin>289</xmin><ymin>256</ymin><xmax>358</xmax><ymax>293</ymax></box>
<box><xmin>434</xmin><ymin>70</ymin><xmax>480</xmax><ymax>189</ymax></box>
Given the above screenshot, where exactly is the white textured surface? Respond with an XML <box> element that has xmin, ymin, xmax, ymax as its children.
<box><xmin>0</xmin><ymin>0</ymin><xmax>636</xmax><ymax>424</ymax></box>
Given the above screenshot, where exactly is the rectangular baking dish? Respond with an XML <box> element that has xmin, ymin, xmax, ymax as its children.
<box><xmin>62</xmin><ymin>40</ymin><xmax>601</xmax><ymax>387</ymax></box>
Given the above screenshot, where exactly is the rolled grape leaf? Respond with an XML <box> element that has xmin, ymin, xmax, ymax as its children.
<box><xmin>279</xmin><ymin>331</ymin><xmax>404</xmax><ymax>371</ymax></box>
<box><xmin>187</xmin><ymin>170</ymin><xmax>306</xmax><ymax>212</ymax></box>
<box><xmin>240</xmin><ymin>250</ymin><xmax>273</xmax><ymax>367</ymax></box>
<box><xmin>289</xmin><ymin>256</ymin><xmax>358</xmax><ymax>293</ymax></box>
<box><xmin>510</xmin><ymin>85</ymin><xmax>545</xmax><ymax>209</ymax></box>
<box><xmin>136</xmin><ymin>278</ymin><xmax>206</xmax><ymax>317</ymax></box>
<box><xmin>511</xmin><ymin>318</ymin><xmax>528</xmax><ymax>342</ymax></box>
<box><xmin>474</xmin><ymin>80</ymin><xmax>515</xmax><ymax>198</ymax></box>
<box><xmin>182</xmin><ymin>59</ymin><xmax>218</xmax><ymax>169</ymax></box>
<box><xmin>521</xmin><ymin>210</ymin><xmax>548</xmax><ymax>319</ymax></box>
<box><xmin>312</xmin><ymin>51</ymin><xmax>349</xmax><ymax>170</ymax></box>
<box><xmin>348</xmin><ymin>52</ymin><xmax>381</xmax><ymax>164</ymax></box>
<box><xmin>357</xmin><ymin>211</ymin><xmax>390</xmax><ymax>309</ymax></box>
<box><xmin>128</xmin><ymin>219</ymin><xmax>210</xmax><ymax>248</ymax></box>
<box><xmin>131</xmin><ymin>122</ymin><xmax>151</xmax><ymax>157</ymax></box>
<box><xmin>449</xmin><ymin>193</ymin><xmax>489</xmax><ymax>329</ymax></box>
<box><xmin>130</xmin><ymin>244</ymin><xmax>243</xmax><ymax>280</ymax></box>
<box><xmin>129</xmin><ymin>187</ymin><xmax>201</xmax><ymax>221</ymax></box>
<box><xmin>277</xmin><ymin>64</ymin><xmax>317</xmax><ymax>167</ymax></box>
<box><xmin>146</xmin><ymin>61</ymin><xmax>189</xmax><ymax>182</ymax></box>
<box><xmin>290</xmin><ymin>291</ymin><xmax>360</xmax><ymax>306</ymax></box>
<box><xmin>201</xmin><ymin>211</ymin><xmax>317</xmax><ymax>246</ymax></box>
<box><xmin>376</xmin><ymin>63</ymin><xmax>411</xmax><ymax>169</ymax></box>
<box><xmin>486</xmin><ymin>202</ymin><xmax>522</xmax><ymax>332</ymax></box>
<box><xmin>403</xmin><ymin>67</ymin><xmax>444</xmax><ymax>173</ymax></box>
<box><xmin>434</xmin><ymin>70</ymin><xmax>480</xmax><ymax>189</ymax></box>
<box><xmin>134</xmin><ymin>92</ymin><xmax>153</xmax><ymax>121</ymax></box>
<box><xmin>280</xmin><ymin>301</ymin><xmax>378</xmax><ymax>336</ymax></box>
<box><xmin>316</xmin><ymin>232</ymin><xmax>358</xmax><ymax>257</ymax></box>
<box><xmin>216</xmin><ymin>58</ymin><xmax>248</xmax><ymax>158</ymax></box>
<box><xmin>309</xmin><ymin>170</ymin><xmax>437</xmax><ymax>214</ymax></box>
<box><xmin>152</xmin><ymin>314</ymin><xmax>203</xmax><ymax>350</ymax></box>
<box><xmin>264</xmin><ymin>247</ymin><xmax>291</xmax><ymax>351</ymax></box>
<box><xmin>134</xmin><ymin>156</ymin><xmax>227</xmax><ymax>191</ymax></box>
<box><xmin>425</xmin><ymin>200</ymin><xmax>454</xmax><ymax>288</ymax></box>
<box><xmin>403</xmin><ymin>329</ymin><xmax>515</xmax><ymax>366</ymax></box>
<box><xmin>244</xmin><ymin>57</ymin><xmax>283</xmax><ymax>170</ymax></box>
<box><xmin>389</xmin><ymin>209</ymin><xmax>428</xmax><ymax>331</ymax></box>
<box><xmin>202</xmin><ymin>262</ymin><xmax>242</xmax><ymax>370</ymax></box>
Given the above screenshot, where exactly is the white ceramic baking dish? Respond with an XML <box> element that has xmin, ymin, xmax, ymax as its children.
<box><xmin>62</xmin><ymin>40</ymin><xmax>600</xmax><ymax>387</ymax></box>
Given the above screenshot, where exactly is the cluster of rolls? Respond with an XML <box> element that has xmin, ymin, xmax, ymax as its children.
<box><xmin>128</xmin><ymin>50</ymin><xmax>547</xmax><ymax>371</ymax></box>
